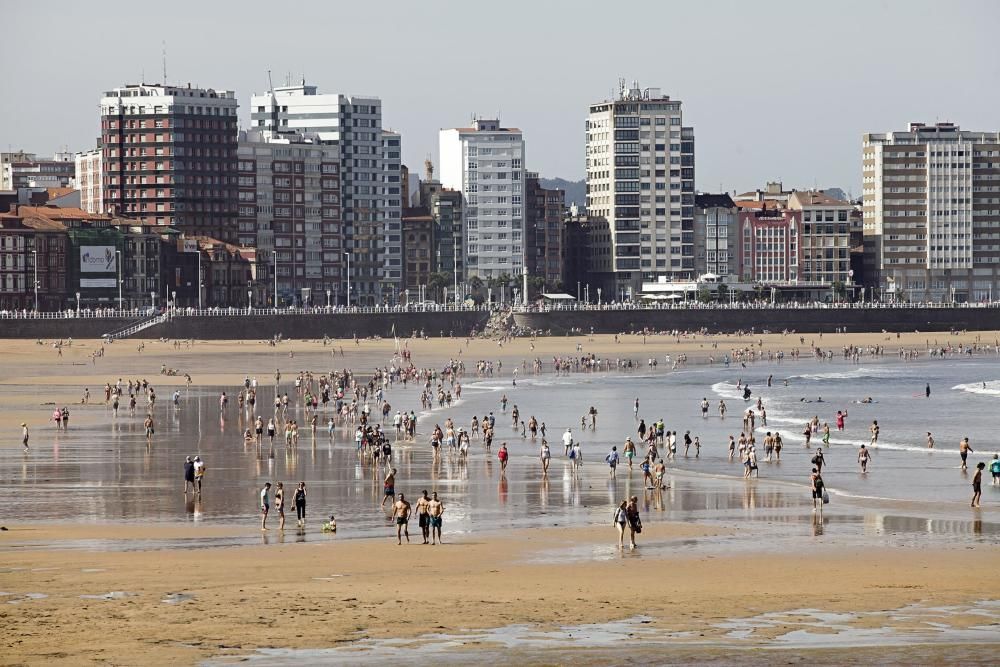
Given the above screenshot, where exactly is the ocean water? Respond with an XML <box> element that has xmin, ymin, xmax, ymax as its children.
<box><xmin>1</xmin><ymin>354</ymin><xmax>998</xmax><ymax>547</ymax></box>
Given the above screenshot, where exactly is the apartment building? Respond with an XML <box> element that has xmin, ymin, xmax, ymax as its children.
<box><xmin>100</xmin><ymin>83</ymin><xmax>239</xmax><ymax>242</ymax></box>
<box><xmin>737</xmin><ymin>205</ymin><xmax>802</xmax><ymax>283</ymax></box>
<box><xmin>1</xmin><ymin>151</ymin><xmax>75</xmax><ymax>191</ymax></box>
<box><xmin>787</xmin><ymin>190</ymin><xmax>853</xmax><ymax>286</ymax></box>
<box><xmin>585</xmin><ymin>84</ymin><xmax>696</xmax><ymax>295</ymax></box>
<box><xmin>863</xmin><ymin>122</ymin><xmax>1000</xmax><ymax>301</ymax></box>
<box><xmin>526</xmin><ymin>173</ymin><xmax>565</xmax><ymax>289</ymax></box>
<box><xmin>439</xmin><ymin>119</ymin><xmax>526</xmax><ymax>280</ymax></box>
<box><xmin>236</xmin><ymin>128</ymin><xmax>342</xmax><ymax>306</ymax></box>
<box><xmin>381</xmin><ymin>131</ymin><xmax>403</xmax><ymax>299</ymax></box>
<box><xmin>250</xmin><ymin>81</ymin><xmax>392</xmax><ymax>304</ymax></box>
<box><xmin>694</xmin><ymin>193</ymin><xmax>737</xmax><ymax>280</ymax></box>
<box><xmin>75</xmin><ymin>148</ymin><xmax>104</xmax><ymax>214</ymax></box>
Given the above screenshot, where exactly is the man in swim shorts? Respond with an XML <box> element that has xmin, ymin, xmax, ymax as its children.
<box><xmin>381</xmin><ymin>468</ymin><xmax>397</xmax><ymax>509</ymax></box>
<box><xmin>391</xmin><ymin>493</ymin><xmax>411</xmax><ymax>544</ymax></box>
<box><xmin>414</xmin><ymin>490</ymin><xmax>431</xmax><ymax>544</ymax></box>
<box><xmin>428</xmin><ymin>492</ymin><xmax>445</xmax><ymax>545</ymax></box>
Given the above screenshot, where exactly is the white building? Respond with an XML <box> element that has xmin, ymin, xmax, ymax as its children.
<box><xmin>439</xmin><ymin>119</ymin><xmax>525</xmax><ymax>280</ymax></box>
<box><xmin>74</xmin><ymin>148</ymin><xmax>103</xmax><ymax>214</ymax></box>
<box><xmin>250</xmin><ymin>81</ymin><xmax>396</xmax><ymax>304</ymax></box>
<box><xmin>586</xmin><ymin>84</ymin><xmax>696</xmax><ymax>297</ymax></box>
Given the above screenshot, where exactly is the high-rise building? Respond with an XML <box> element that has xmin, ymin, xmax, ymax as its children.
<box><xmin>75</xmin><ymin>148</ymin><xmax>104</xmax><ymax>214</ymax></box>
<box><xmin>429</xmin><ymin>188</ymin><xmax>464</xmax><ymax>283</ymax></box>
<box><xmin>1</xmin><ymin>151</ymin><xmax>75</xmax><ymax>191</ymax></box>
<box><xmin>236</xmin><ymin>128</ymin><xmax>342</xmax><ymax>306</ymax></box>
<box><xmin>250</xmin><ymin>81</ymin><xmax>393</xmax><ymax>305</ymax></box>
<box><xmin>100</xmin><ymin>83</ymin><xmax>239</xmax><ymax>241</ymax></box>
<box><xmin>439</xmin><ymin>119</ymin><xmax>526</xmax><ymax>280</ymax></box>
<box><xmin>526</xmin><ymin>173</ymin><xmax>566</xmax><ymax>290</ymax></box>
<box><xmin>694</xmin><ymin>193</ymin><xmax>737</xmax><ymax>280</ymax></box>
<box><xmin>586</xmin><ymin>84</ymin><xmax>695</xmax><ymax>295</ymax></box>
<box><xmin>401</xmin><ymin>206</ymin><xmax>434</xmax><ymax>296</ymax></box>
<box><xmin>381</xmin><ymin>131</ymin><xmax>403</xmax><ymax>299</ymax></box>
<box><xmin>863</xmin><ymin>122</ymin><xmax>1000</xmax><ymax>302</ymax></box>
<box><xmin>787</xmin><ymin>191</ymin><xmax>854</xmax><ymax>287</ymax></box>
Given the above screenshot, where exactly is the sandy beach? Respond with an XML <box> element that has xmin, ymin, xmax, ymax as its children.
<box><xmin>2</xmin><ymin>331</ymin><xmax>999</xmax><ymax>665</ymax></box>
<box><xmin>2</xmin><ymin>520</ymin><xmax>997</xmax><ymax>665</ymax></box>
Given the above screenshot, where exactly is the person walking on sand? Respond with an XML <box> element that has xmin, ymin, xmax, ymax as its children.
<box><xmin>613</xmin><ymin>500</ymin><xmax>628</xmax><ymax>548</ymax></box>
<box><xmin>193</xmin><ymin>456</ymin><xmax>205</xmax><ymax>494</ymax></box>
<box><xmin>274</xmin><ymin>482</ymin><xmax>286</xmax><ymax>530</ymax></box>
<box><xmin>858</xmin><ymin>444</ymin><xmax>872</xmax><ymax>473</ymax></box>
<box><xmin>971</xmin><ymin>462</ymin><xmax>985</xmax><ymax>508</ymax></box>
<box><xmin>415</xmin><ymin>490</ymin><xmax>431</xmax><ymax>544</ymax></box>
<box><xmin>260</xmin><ymin>482</ymin><xmax>272</xmax><ymax>530</ymax></box>
<box><xmin>810</xmin><ymin>468</ymin><xmax>825</xmax><ymax>513</ymax></box>
<box><xmin>183</xmin><ymin>456</ymin><xmax>195</xmax><ymax>494</ymax></box>
<box><xmin>381</xmin><ymin>468</ymin><xmax>397</xmax><ymax>509</ymax></box>
<box><xmin>428</xmin><ymin>492</ymin><xmax>444</xmax><ymax>545</ymax></box>
<box><xmin>991</xmin><ymin>454</ymin><xmax>1000</xmax><ymax>486</ymax></box>
<box><xmin>391</xmin><ymin>493</ymin><xmax>411</xmax><ymax>544</ymax></box>
<box><xmin>811</xmin><ymin>447</ymin><xmax>826</xmax><ymax>473</ymax></box>
<box><xmin>294</xmin><ymin>482</ymin><xmax>307</xmax><ymax>528</ymax></box>
<box><xmin>870</xmin><ymin>420</ymin><xmax>880</xmax><ymax>445</ymax></box>
<box><xmin>623</xmin><ymin>437</ymin><xmax>636</xmax><ymax>470</ymax></box>
<box><xmin>605</xmin><ymin>446</ymin><xmax>619</xmax><ymax>478</ymax></box>
<box><xmin>498</xmin><ymin>443</ymin><xmax>509</xmax><ymax>475</ymax></box>
<box><xmin>624</xmin><ymin>496</ymin><xmax>641</xmax><ymax>549</ymax></box>
<box><xmin>21</xmin><ymin>422</ymin><xmax>29</xmax><ymax>452</ymax></box>
<box><xmin>144</xmin><ymin>414</ymin><xmax>155</xmax><ymax>443</ymax></box>
<box><xmin>562</xmin><ymin>428</ymin><xmax>574</xmax><ymax>456</ymax></box>
<box><xmin>959</xmin><ymin>437</ymin><xmax>973</xmax><ymax>471</ymax></box>
<box><xmin>539</xmin><ymin>439</ymin><xmax>551</xmax><ymax>475</ymax></box>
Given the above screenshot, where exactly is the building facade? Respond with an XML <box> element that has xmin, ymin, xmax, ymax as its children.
<box><xmin>586</xmin><ymin>84</ymin><xmax>696</xmax><ymax>295</ymax></box>
<box><xmin>250</xmin><ymin>82</ymin><xmax>391</xmax><ymax>305</ymax></box>
<box><xmin>429</xmin><ymin>188</ymin><xmax>464</xmax><ymax>283</ymax></box>
<box><xmin>381</xmin><ymin>131</ymin><xmax>403</xmax><ymax>299</ymax></box>
<box><xmin>100</xmin><ymin>83</ymin><xmax>239</xmax><ymax>242</ymax></box>
<box><xmin>75</xmin><ymin>148</ymin><xmax>104</xmax><ymax>214</ymax></box>
<box><xmin>863</xmin><ymin>122</ymin><xmax>1000</xmax><ymax>302</ymax></box>
<box><xmin>401</xmin><ymin>207</ymin><xmax>434</xmax><ymax>297</ymax></box>
<box><xmin>236</xmin><ymin>129</ymin><xmax>342</xmax><ymax>306</ymax></box>
<box><xmin>738</xmin><ymin>205</ymin><xmax>802</xmax><ymax>284</ymax></box>
<box><xmin>1</xmin><ymin>152</ymin><xmax>75</xmax><ymax>191</ymax></box>
<box><xmin>787</xmin><ymin>191</ymin><xmax>853</xmax><ymax>287</ymax></box>
<box><xmin>439</xmin><ymin>119</ymin><xmax>526</xmax><ymax>280</ymax></box>
<box><xmin>694</xmin><ymin>193</ymin><xmax>738</xmax><ymax>280</ymax></box>
<box><xmin>526</xmin><ymin>173</ymin><xmax>566</xmax><ymax>289</ymax></box>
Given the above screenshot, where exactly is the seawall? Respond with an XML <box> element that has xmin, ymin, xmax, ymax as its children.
<box><xmin>513</xmin><ymin>307</ymin><xmax>1000</xmax><ymax>334</ymax></box>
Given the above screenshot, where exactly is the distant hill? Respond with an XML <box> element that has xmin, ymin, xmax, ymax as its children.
<box><xmin>540</xmin><ymin>177</ymin><xmax>586</xmax><ymax>211</ymax></box>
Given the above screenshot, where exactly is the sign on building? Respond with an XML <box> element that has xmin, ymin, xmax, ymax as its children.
<box><xmin>80</xmin><ymin>246</ymin><xmax>117</xmax><ymax>273</ymax></box>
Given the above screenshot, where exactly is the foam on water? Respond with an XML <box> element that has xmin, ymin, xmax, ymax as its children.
<box><xmin>952</xmin><ymin>380</ymin><xmax>1000</xmax><ymax>398</ymax></box>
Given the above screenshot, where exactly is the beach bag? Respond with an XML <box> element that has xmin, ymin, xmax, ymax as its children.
<box><xmin>822</xmin><ymin>489</ymin><xmax>830</xmax><ymax>504</ymax></box>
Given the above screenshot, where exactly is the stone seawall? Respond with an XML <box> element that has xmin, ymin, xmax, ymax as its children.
<box><xmin>513</xmin><ymin>308</ymin><xmax>1000</xmax><ymax>334</ymax></box>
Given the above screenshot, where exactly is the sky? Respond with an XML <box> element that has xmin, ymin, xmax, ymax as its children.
<box><xmin>3</xmin><ymin>0</ymin><xmax>999</xmax><ymax>196</ymax></box>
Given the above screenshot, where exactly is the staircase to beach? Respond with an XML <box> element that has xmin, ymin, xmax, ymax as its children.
<box><xmin>102</xmin><ymin>312</ymin><xmax>169</xmax><ymax>340</ymax></box>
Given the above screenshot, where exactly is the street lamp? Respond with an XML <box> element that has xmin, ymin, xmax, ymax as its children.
<box><xmin>343</xmin><ymin>251</ymin><xmax>351</xmax><ymax>308</ymax></box>
<box><xmin>248</xmin><ymin>289</ymin><xmax>253</xmax><ymax>314</ymax></box>
<box><xmin>326</xmin><ymin>289</ymin><xmax>331</xmax><ymax>309</ymax></box>
<box><xmin>196</xmin><ymin>249</ymin><xmax>203</xmax><ymax>310</ymax></box>
<box><xmin>31</xmin><ymin>249</ymin><xmax>38</xmax><ymax>312</ymax></box>
<box><xmin>171</xmin><ymin>290</ymin><xmax>176</xmax><ymax>315</ymax></box>
<box><xmin>150</xmin><ymin>291</ymin><xmax>156</xmax><ymax>311</ymax></box>
<box><xmin>116</xmin><ymin>249</ymin><xmax>122</xmax><ymax>311</ymax></box>
<box><xmin>75</xmin><ymin>291</ymin><xmax>80</xmax><ymax>316</ymax></box>
<box><xmin>597</xmin><ymin>288</ymin><xmax>602</xmax><ymax>306</ymax></box>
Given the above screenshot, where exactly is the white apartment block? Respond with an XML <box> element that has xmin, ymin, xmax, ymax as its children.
<box><xmin>439</xmin><ymin>119</ymin><xmax>525</xmax><ymax>280</ymax></box>
<box><xmin>586</xmin><ymin>84</ymin><xmax>696</xmax><ymax>297</ymax></box>
<box><xmin>863</xmin><ymin>122</ymin><xmax>1000</xmax><ymax>302</ymax></box>
<box><xmin>250</xmin><ymin>81</ymin><xmax>395</xmax><ymax>304</ymax></box>
<box><xmin>75</xmin><ymin>148</ymin><xmax>103</xmax><ymax>214</ymax></box>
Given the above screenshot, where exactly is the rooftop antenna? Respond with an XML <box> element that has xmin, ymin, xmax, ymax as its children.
<box><xmin>162</xmin><ymin>40</ymin><xmax>167</xmax><ymax>84</ymax></box>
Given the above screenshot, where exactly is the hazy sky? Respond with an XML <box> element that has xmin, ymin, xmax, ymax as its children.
<box><xmin>4</xmin><ymin>0</ymin><xmax>999</xmax><ymax>196</ymax></box>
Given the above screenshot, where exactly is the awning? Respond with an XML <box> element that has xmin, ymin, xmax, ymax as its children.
<box><xmin>541</xmin><ymin>293</ymin><xmax>576</xmax><ymax>300</ymax></box>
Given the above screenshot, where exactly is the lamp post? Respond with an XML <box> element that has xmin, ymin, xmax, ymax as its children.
<box><xmin>116</xmin><ymin>249</ymin><xmax>122</xmax><ymax>311</ymax></box>
<box><xmin>196</xmin><ymin>250</ymin><xmax>202</xmax><ymax>310</ymax></box>
<box><xmin>597</xmin><ymin>288</ymin><xmax>602</xmax><ymax>307</ymax></box>
<box><xmin>343</xmin><ymin>251</ymin><xmax>351</xmax><ymax>308</ymax></box>
<box><xmin>150</xmin><ymin>291</ymin><xmax>156</xmax><ymax>312</ymax></box>
<box><xmin>326</xmin><ymin>289</ymin><xmax>331</xmax><ymax>309</ymax></box>
<box><xmin>31</xmin><ymin>249</ymin><xmax>38</xmax><ymax>312</ymax></box>
<box><xmin>171</xmin><ymin>290</ymin><xmax>176</xmax><ymax>316</ymax></box>
<box><xmin>75</xmin><ymin>291</ymin><xmax>80</xmax><ymax>317</ymax></box>
<box><xmin>248</xmin><ymin>289</ymin><xmax>252</xmax><ymax>314</ymax></box>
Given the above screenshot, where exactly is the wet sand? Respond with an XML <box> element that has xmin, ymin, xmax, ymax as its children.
<box><xmin>2</xmin><ymin>332</ymin><xmax>999</xmax><ymax>664</ymax></box>
<box><xmin>2</xmin><ymin>521</ymin><xmax>997</xmax><ymax>665</ymax></box>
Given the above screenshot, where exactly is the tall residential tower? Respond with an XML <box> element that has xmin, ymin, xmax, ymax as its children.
<box><xmin>586</xmin><ymin>84</ymin><xmax>695</xmax><ymax>297</ymax></box>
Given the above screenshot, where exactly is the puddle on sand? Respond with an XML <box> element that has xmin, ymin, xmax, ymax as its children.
<box><xmin>204</xmin><ymin>601</ymin><xmax>1000</xmax><ymax>665</ymax></box>
<box><xmin>80</xmin><ymin>591</ymin><xmax>138</xmax><ymax>600</ymax></box>
<box><xmin>162</xmin><ymin>592</ymin><xmax>195</xmax><ymax>604</ymax></box>
<box><xmin>5</xmin><ymin>592</ymin><xmax>49</xmax><ymax>604</ymax></box>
